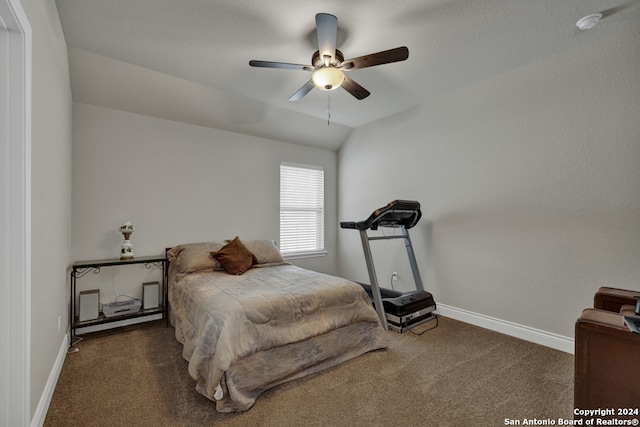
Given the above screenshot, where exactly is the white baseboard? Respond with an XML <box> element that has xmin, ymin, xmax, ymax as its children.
<box><xmin>31</xmin><ymin>332</ymin><xmax>69</xmax><ymax>427</ymax></box>
<box><xmin>435</xmin><ymin>304</ymin><xmax>575</xmax><ymax>354</ymax></box>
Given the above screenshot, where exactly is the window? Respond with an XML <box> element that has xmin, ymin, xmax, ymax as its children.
<box><xmin>280</xmin><ymin>163</ymin><xmax>326</xmax><ymax>258</ymax></box>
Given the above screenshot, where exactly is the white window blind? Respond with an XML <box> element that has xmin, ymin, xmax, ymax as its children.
<box><xmin>280</xmin><ymin>163</ymin><xmax>325</xmax><ymax>257</ymax></box>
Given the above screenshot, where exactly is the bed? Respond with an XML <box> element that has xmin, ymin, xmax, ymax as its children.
<box><xmin>167</xmin><ymin>237</ymin><xmax>386</xmax><ymax>412</ymax></box>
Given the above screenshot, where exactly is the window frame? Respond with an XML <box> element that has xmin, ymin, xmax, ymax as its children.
<box><xmin>279</xmin><ymin>162</ymin><xmax>327</xmax><ymax>259</ymax></box>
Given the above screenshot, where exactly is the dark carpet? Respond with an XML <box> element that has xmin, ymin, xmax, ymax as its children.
<box><xmin>44</xmin><ymin>317</ymin><xmax>573</xmax><ymax>427</ymax></box>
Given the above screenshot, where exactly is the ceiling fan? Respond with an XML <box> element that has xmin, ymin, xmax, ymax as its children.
<box><xmin>249</xmin><ymin>13</ymin><xmax>409</xmax><ymax>101</ymax></box>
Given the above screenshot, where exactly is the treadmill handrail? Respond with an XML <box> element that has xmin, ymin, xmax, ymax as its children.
<box><xmin>340</xmin><ymin>200</ymin><xmax>421</xmax><ymax>230</ymax></box>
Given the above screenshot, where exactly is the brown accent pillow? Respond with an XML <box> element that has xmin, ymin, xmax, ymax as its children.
<box><xmin>210</xmin><ymin>237</ymin><xmax>258</xmax><ymax>275</ymax></box>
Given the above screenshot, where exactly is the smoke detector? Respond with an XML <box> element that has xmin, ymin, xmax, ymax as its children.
<box><xmin>576</xmin><ymin>13</ymin><xmax>602</xmax><ymax>30</ymax></box>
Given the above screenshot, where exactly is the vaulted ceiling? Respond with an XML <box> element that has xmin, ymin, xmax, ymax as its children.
<box><xmin>56</xmin><ymin>0</ymin><xmax>636</xmax><ymax>150</ymax></box>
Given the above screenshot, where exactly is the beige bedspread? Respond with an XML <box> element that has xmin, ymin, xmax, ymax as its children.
<box><xmin>169</xmin><ymin>263</ymin><xmax>386</xmax><ymax>412</ymax></box>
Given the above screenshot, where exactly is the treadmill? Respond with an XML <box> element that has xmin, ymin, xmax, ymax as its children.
<box><xmin>341</xmin><ymin>200</ymin><xmax>436</xmax><ymax>333</ymax></box>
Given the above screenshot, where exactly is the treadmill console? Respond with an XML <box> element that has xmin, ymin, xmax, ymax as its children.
<box><xmin>340</xmin><ymin>199</ymin><xmax>422</xmax><ymax>231</ymax></box>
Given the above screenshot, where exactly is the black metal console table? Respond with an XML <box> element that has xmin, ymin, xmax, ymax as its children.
<box><xmin>69</xmin><ymin>255</ymin><xmax>168</xmax><ymax>343</ymax></box>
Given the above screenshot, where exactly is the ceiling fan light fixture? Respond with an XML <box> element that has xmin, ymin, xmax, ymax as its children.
<box><xmin>312</xmin><ymin>66</ymin><xmax>344</xmax><ymax>91</ymax></box>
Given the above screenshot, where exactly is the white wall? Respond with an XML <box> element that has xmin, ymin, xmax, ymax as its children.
<box><xmin>71</xmin><ymin>103</ymin><xmax>338</xmax><ymax>303</ymax></box>
<box><xmin>17</xmin><ymin>0</ymin><xmax>72</xmax><ymax>424</ymax></box>
<box><xmin>337</xmin><ymin>20</ymin><xmax>640</xmax><ymax>342</ymax></box>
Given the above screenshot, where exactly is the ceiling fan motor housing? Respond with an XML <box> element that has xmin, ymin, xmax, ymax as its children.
<box><xmin>312</xmin><ymin>49</ymin><xmax>344</xmax><ymax>67</ymax></box>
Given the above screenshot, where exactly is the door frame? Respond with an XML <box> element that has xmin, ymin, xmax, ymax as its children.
<box><xmin>0</xmin><ymin>0</ymin><xmax>31</xmax><ymax>425</ymax></box>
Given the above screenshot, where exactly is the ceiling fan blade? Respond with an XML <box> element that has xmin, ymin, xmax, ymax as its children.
<box><xmin>289</xmin><ymin>80</ymin><xmax>315</xmax><ymax>101</ymax></box>
<box><xmin>249</xmin><ymin>60</ymin><xmax>313</xmax><ymax>71</ymax></box>
<box><xmin>341</xmin><ymin>75</ymin><xmax>370</xmax><ymax>100</ymax></box>
<box><xmin>316</xmin><ymin>13</ymin><xmax>338</xmax><ymax>63</ymax></box>
<box><xmin>341</xmin><ymin>46</ymin><xmax>409</xmax><ymax>70</ymax></box>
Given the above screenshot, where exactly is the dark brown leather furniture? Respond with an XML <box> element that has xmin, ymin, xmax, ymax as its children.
<box><xmin>594</xmin><ymin>287</ymin><xmax>640</xmax><ymax>314</ymax></box>
<box><xmin>574</xmin><ymin>287</ymin><xmax>640</xmax><ymax>409</ymax></box>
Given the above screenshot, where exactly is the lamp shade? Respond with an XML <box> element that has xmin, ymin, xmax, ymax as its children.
<box><xmin>312</xmin><ymin>66</ymin><xmax>344</xmax><ymax>91</ymax></box>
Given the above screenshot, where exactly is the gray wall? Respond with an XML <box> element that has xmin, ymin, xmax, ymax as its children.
<box><xmin>337</xmin><ymin>15</ymin><xmax>640</xmax><ymax>340</ymax></box>
<box><xmin>19</xmin><ymin>0</ymin><xmax>73</xmax><ymax>421</ymax></box>
<box><xmin>71</xmin><ymin>103</ymin><xmax>338</xmax><ymax>303</ymax></box>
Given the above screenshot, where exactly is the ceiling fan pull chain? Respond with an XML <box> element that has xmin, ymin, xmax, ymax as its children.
<box><xmin>327</xmin><ymin>92</ymin><xmax>331</xmax><ymax>126</ymax></box>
